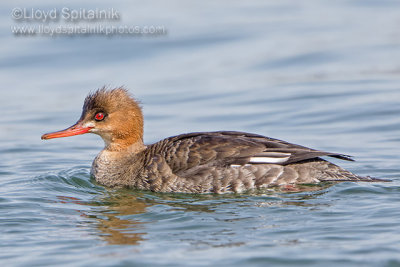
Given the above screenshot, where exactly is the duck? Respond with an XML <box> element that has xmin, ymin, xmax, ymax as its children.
<box><xmin>41</xmin><ymin>87</ymin><xmax>386</xmax><ymax>193</ymax></box>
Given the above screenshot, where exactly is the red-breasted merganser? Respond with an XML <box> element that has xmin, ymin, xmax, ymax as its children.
<box><xmin>41</xmin><ymin>87</ymin><xmax>387</xmax><ymax>193</ymax></box>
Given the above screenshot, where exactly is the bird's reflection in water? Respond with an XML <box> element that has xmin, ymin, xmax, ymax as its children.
<box><xmin>58</xmin><ymin>191</ymin><xmax>149</xmax><ymax>245</ymax></box>
<box><xmin>92</xmin><ymin>191</ymin><xmax>148</xmax><ymax>245</ymax></box>
<box><xmin>57</xmin><ymin>182</ymin><xmax>336</xmax><ymax>246</ymax></box>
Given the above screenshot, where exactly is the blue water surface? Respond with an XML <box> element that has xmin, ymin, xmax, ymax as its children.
<box><xmin>1</xmin><ymin>1</ymin><xmax>400</xmax><ymax>266</ymax></box>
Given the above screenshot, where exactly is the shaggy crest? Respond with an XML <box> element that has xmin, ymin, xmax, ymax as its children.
<box><xmin>82</xmin><ymin>86</ymin><xmax>141</xmax><ymax>115</ymax></box>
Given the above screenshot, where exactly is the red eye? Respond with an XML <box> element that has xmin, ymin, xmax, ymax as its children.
<box><xmin>95</xmin><ymin>112</ymin><xmax>105</xmax><ymax>121</ymax></box>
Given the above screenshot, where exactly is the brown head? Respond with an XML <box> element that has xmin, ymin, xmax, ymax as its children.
<box><xmin>41</xmin><ymin>87</ymin><xmax>144</xmax><ymax>151</ymax></box>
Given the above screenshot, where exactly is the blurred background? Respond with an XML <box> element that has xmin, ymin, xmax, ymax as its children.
<box><xmin>2</xmin><ymin>1</ymin><xmax>400</xmax><ymax>156</ymax></box>
<box><xmin>1</xmin><ymin>1</ymin><xmax>400</xmax><ymax>266</ymax></box>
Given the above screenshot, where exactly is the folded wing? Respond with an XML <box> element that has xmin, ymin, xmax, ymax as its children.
<box><xmin>154</xmin><ymin>131</ymin><xmax>353</xmax><ymax>175</ymax></box>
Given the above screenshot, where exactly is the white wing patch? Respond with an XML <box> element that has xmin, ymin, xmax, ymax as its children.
<box><xmin>230</xmin><ymin>152</ymin><xmax>291</xmax><ymax>167</ymax></box>
<box><xmin>248</xmin><ymin>156</ymin><xmax>290</xmax><ymax>164</ymax></box>
<box><xmin>231</xmin><ymin>164</ymin><xmax>251</xmax><ymax>167</ymax></box>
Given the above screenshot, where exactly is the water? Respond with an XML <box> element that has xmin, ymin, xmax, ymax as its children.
<box><xmin>1</xmin><ymin>1</ymin><xmax>400</xmax><ymax>266</ymax></box>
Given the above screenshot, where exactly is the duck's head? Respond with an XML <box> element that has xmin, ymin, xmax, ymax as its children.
<box><xmin>41</xmin><ymin>87</ymin><xmax>144</xmax><ymax>151</ymax></box>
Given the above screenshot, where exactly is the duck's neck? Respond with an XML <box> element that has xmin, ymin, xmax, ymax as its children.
<box><xmin>107</xmin><ymin>139</ymin><xmax>146</xmax><ymax>153</ymax></box>
<box><xmin>91</xmin><ymin>140</ymin><xmax>147</xmax><ymax>188</ymax></box>
<box><xmin>103</xmin><ymin>134</ymin><xmax>145</xmax><ymax>152</ymax></box>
